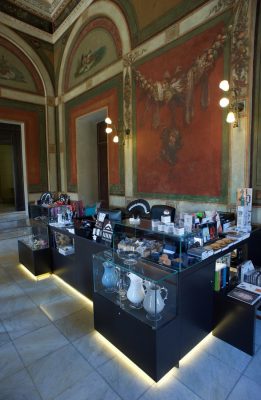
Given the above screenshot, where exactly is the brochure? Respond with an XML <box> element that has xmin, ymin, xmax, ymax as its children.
<box><xmin>227</xmin><ymin>287</ymin><xmax>261</xmax><ymax>305</ymax></box>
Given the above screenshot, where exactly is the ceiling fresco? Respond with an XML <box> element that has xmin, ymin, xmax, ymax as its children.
<box><xmin>0</xmin><ymin>0</ymin><xmax>82</xmax><ymax>33</ymax></box>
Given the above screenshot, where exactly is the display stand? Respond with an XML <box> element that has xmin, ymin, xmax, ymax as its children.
<box><xmin>17</xmin><ymin>219</ymin><xmax>51</xmax><ymax>276</ymax></box>
<box><xmin>213</xmin><ymin>292</ymin><xmax>261</xmax><ymax>355</ymax></box>
<box><xmin>18</xmin><ymin>240</ymin><xmax>51</xmax><ymax>276</ymax></box>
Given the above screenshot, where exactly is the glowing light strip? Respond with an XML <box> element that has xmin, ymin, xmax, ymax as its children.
<box><xmin>18</xmin><ymin>263</ymin><xmax>51</xmax><ymax>281</ymax></box>
<box><xmin>18</xmin><ymin>263</ymin><xmax>37</xmax><ymax>281</ymax></box>
<box><xmin>19</xmin><ymin>262</ymin><xmax>214</xmax><ymax>384</ymax></box>
<box><xmin>36</xmin><ymin>273</ymin><xmax>51</xmax><ymax>281</ymax></box>
<box><xmin>52</xmin><ymin>274</ymin><xmax>93</xmax><ymax>310</ymax></box>
<box><xmin>94</xmin><ymin>331</ymin><xmax>155</xmax><ymax>385</ymax></box>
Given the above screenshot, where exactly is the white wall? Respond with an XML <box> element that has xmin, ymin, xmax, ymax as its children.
<box><xmin>76</xmin><ymin>109</ymin><xmax>106</xmax><ymax>206</ymax></box>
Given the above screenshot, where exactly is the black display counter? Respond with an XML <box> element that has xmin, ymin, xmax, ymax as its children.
<box><xmin>18</xmin><ymin>216</ymin><xmax>261</xmax><ymax>381</ymax></box>
<box><xmin>49</xmin><ymin>224</ymin><xmax>107</xmax><ymax>299</ymax></box>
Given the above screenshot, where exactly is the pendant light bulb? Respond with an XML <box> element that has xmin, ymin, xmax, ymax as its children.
<box><xmin>113</xmin><ymin>135</ymin><xmax>119</xmax><ymax>143</ymax></box>
<box><xmin>226</xmin><ymin>111</ymin><xmax>236</xmax><ymax>124</ymax></box>
<box><xmin>106</xmin><ymin>127</ymin><xmax>112</xmax><ymax>134</ymax></box>
<box><xmin>219</xmin><ymin>97</ymin><xmax>229</xmax><ymax>108</ymax></box>
<box><xmin>105</xmin><ymin>117</ymin><xmax>112</xmax><ymax>124</ymax></box>
<box><xmin>219</xmin><ymin>80</ymin><xmax>230</xmax><ymax>92</ymax></box>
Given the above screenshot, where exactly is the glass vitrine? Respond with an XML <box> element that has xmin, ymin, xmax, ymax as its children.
<box><xmin>93</xmin><ymin>249</ymin><xmax>178</xmax><ymax>329</ymax></box>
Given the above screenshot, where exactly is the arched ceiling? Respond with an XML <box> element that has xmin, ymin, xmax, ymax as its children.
<box><xmin>0</xmin><ymin>0</ymin><xmax>85</xmax><ymax>33</ymax></box>
<box><xmin>0</xmin><ymin>0</ymin><xmax>209</xmax><ymax>44</ymax></box>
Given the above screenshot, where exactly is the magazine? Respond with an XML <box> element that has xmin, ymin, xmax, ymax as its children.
<box><xmin>227</xmin><ymin>287</ymin><xmax>261</xmax><ymax>305</ymax></box>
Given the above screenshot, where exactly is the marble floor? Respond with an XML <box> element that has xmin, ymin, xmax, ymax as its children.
<box><xmin>0</xmin><ymin>226</ymin><xmax>261</xmax><ymax>400</ymax></box>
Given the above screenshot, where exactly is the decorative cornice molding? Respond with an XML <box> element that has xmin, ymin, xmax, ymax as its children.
<box><xmin>0</xmin><ymin>0</ymin><xmax>93</xmax><ymax>44</ymax></box>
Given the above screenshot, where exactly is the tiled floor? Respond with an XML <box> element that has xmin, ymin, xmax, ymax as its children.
<box><xmin>0</xmin><ymin>221</ymin><xmax>261</xmax><ymax>400</ymax></box>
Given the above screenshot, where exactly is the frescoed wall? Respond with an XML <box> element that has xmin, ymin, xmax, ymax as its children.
<box><xmin>133</xmin><ymin>17</ymin><xmax>229</xmax><ymax>202</ymax></box>
<box><xmin>0</xmin><ymin>0</ymin><xmax>259</xmax><ymax>221</ymax></box>
<box><xmin>0</xmin><ymin>39</ymin><xmax>44</xmax><ymax>94</ymax></box>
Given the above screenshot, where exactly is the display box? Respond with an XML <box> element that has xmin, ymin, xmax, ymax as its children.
<box><xmin>93</xmin><ymin>249</ymin><xmax>178</xmax><ymax>329</ymax></box>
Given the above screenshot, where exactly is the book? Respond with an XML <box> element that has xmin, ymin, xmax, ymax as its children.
<box><xmin>237</xmin><ymin>282</ymin><xmax>261</xmax><ymax>295</ymax></box>
<box><xmin>227</xmin><ymin>287</ymin><xmax>261</xmax><ymax>305</ymax></box>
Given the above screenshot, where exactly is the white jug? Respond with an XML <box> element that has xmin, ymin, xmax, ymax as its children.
<box><xmin>143</xmin><ymin>282</ymin><xmax>168</xmax><ymax>321</ymax></box>
<box><xmin>127</xmin><ymin>272</ymin><xmax>145</xmax><ymax>309</ymax></box>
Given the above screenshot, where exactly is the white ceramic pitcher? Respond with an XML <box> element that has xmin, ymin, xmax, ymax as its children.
<box><xmin>127</xmin><ymin>272</ymin><xmax>145</xmax><ymax>309</ymax></box>
<box><xmin>143</xmin><ymin>282</ymin><xmax>168</xmax><ymax>321</ymax></box>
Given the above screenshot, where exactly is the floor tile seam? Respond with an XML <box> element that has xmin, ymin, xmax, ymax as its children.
<box><xmin>223</xmin><ymin>372</ymin><xmax>244</xmax><ymax>400</ymax></box>
<box><xmin>201</xmin><ymin>344</ymin><xmax>253</xmax><ymax>374</ymax></box>
<box><xmin>4</xmin><ymin>319</ymin><xmax>52</xmax><ymax>342</ymax></box>
<box><xmin>0</xmin><ymin>341</ymin><xmax>26</xmax><ymax>382</ymax></box>
<box><xmin>23</xmin><ymin>362</ymin><xmax>49</xmax><ymax>400</ymax></box>
<box><xmin>11</xmin><ymin>317</ymin><xmax>68</xmax><ymax>344</ymax></box>
<box><xmin>134</xmin><ymin>384</ymin><xmax>157</xmax><ymax>400</ymax></box>
<box><xmin>70</xmin><ymin>334</ymin><xmax>116</xmax><ymax>370</ymax></box>
<box><xmin>49</xmin><ymin>368</ymin><xmax>110</xmax><ymax>400</ymax></box>
<box><xmin>0</xmin><ymin>296</ymin><xmax>40</xmax><ymax>321</ymax></box>
<box><xmin>169</xmin><ymin>371</ymin><xmax>206</xmax><ymax>400</ymax></box>
<box><xmin>23</xmin><ymin>341</ymin><xmax>71</xmax><ymax>373</ymax></box>
<box><xmin>86</xmin><ymin>359</ymin><xmax>126</xmax><ymax>400</ymax></box>
<box><xmin>0</xmin><ymin>317</ymin><xmax>12</xmax><ymax>344</ymax></box>
<box><xmin>242</xmin><ymin>370</ymin><xmax>261</xmax><ymax>388</ymax></box>
<box><xmin>0</xmin><ymin>363</ymin><xmax>25</xmax><ymax>385</ymax></box>
<box><xmin>13</xmin><ymin>331</ymin><xmax>70</xmax><ymax>369</ymax></box>
<box><xmin>11</xmin><ymin>338</ymin><xmax>33</xmax><ymax>369</ymax></box>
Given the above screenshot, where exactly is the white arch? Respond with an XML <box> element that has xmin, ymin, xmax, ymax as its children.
<box><xmin>58</xmin><ymin>0</ymin><xmax>131</xmax><ymax>96</ymax></box>
<box><xmin>0</xmin><ymin>24</ymin><xmax>54</xmax><ymax>97</ymax></box>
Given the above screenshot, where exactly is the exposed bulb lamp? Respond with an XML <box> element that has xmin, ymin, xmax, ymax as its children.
<box><xmin>219</xmin><ymin>80</ymin><xmax>230</xmax><ymax>91</ymax></box>
<box><xmin>219</xmin><ymin>97</ymin><xmax>229</xmax><ymax>108</ymax></box>
<box><xmin>219</xmin><ymin>80</ymin><xmax>244</xmax><ymax>128</ymax></box>
<box><xmin>105</xmin><ymin>116</ymin><xmax>130</xmax><ymax>145</ymax></box>
<box><xmin>105</xmin><ymin>126</ymin><xmax>112</xmax><ymax>134</ymax></box>
<box><xmin>226</xmin><ymin>111</ymin><xmax>236</xmax><ymax>124</ymax></box>
<box><xmin>105</xmin><ymin>117</ymin><xmax>112</xmax><ymax>124</ymax></box>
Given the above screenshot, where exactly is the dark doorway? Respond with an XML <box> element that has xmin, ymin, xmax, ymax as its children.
<box><xmin>0</xmin><ymin>123</ymin><xmax>25</xmax><ymax>211</ymax></box>
<box><xmin>97</xmin><ymin>121</ymin><xmax>109</xmax><ymax>208</ymax></box>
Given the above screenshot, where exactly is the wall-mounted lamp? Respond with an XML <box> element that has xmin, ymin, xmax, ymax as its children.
<box><xmin>219</xmin><ymin>80</ymin><xmax>244</xmax><ymax>128</ymax></box>
<box><xmin>105</xmin><ymin>117</ymin><xmax>130</xmax><ymax>145</ymax></box>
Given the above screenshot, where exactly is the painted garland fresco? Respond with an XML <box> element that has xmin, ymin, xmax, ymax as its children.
<box><xmin>133</xmin><ymin>19</ymin><xmax>229</xmax><ymax>201</ymax></box>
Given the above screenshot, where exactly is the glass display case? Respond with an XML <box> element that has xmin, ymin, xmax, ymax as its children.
<box><xmin>53</xmin><ymin>230</ymin><xmax>75</xmax><ymax>256</ymax></box>
<box><xmin>19</xmin><ymin>219</ymin><xmax>49</xmax><ymax>250</ymax></box>
<box><xmin>18</xmin><ymin>219</ymin><xmax>51</xmax><ymax>276</ymax></box>
<box><xmin>29</xmin><ymin>203</ymin><xmax>72</xmax><ymax>224</ymax></box>
<box><xmin>93</xmin><ymin>249</ymin><xmax>178</xmax><ymax>329</ymax></box>
<box><xmin>112</xmin><ymin>219</ymin><xmax>198</xmax><ymax>272</ymax></box>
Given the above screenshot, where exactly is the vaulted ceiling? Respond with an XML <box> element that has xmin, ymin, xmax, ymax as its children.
<box><xmin>0</xmin><ymin>0</ymin><xmax>85</xmax><ymax>33</ymax></box>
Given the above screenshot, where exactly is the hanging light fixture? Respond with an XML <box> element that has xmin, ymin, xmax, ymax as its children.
<box><xmin>219</xmin><ymin>80</ymin><xmax>244</xmax><ymax>128</ymax></box>
<box><xmin>105</xmin><ymin>116</ymin><xmax>130</xmax><ymax>144</ymax></box>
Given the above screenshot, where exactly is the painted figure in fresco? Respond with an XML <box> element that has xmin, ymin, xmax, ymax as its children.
<box><xmin>160</xmin><ymin>127</ymin><xmax>181</xmax><ymax>165</ymax></box>
<box><xmin>134</xmin><ymin>30</ymin><xmax>228</xmax><ymax>165</ymax></box>
<box><xmin>75</xmin><ymin>46</ymin><xmax>106</xmax><ymax>77</ymax></box>
<box><xmin>0</xmin><ymin>55</ymin><xmax>25</xmax><ymax>82</ymax></box>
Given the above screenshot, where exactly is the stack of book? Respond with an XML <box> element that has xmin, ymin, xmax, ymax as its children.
<box><xmin>214</xmin><ymin>262</ymin><xmax>229</xmax><ymax>291</ymax></box>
